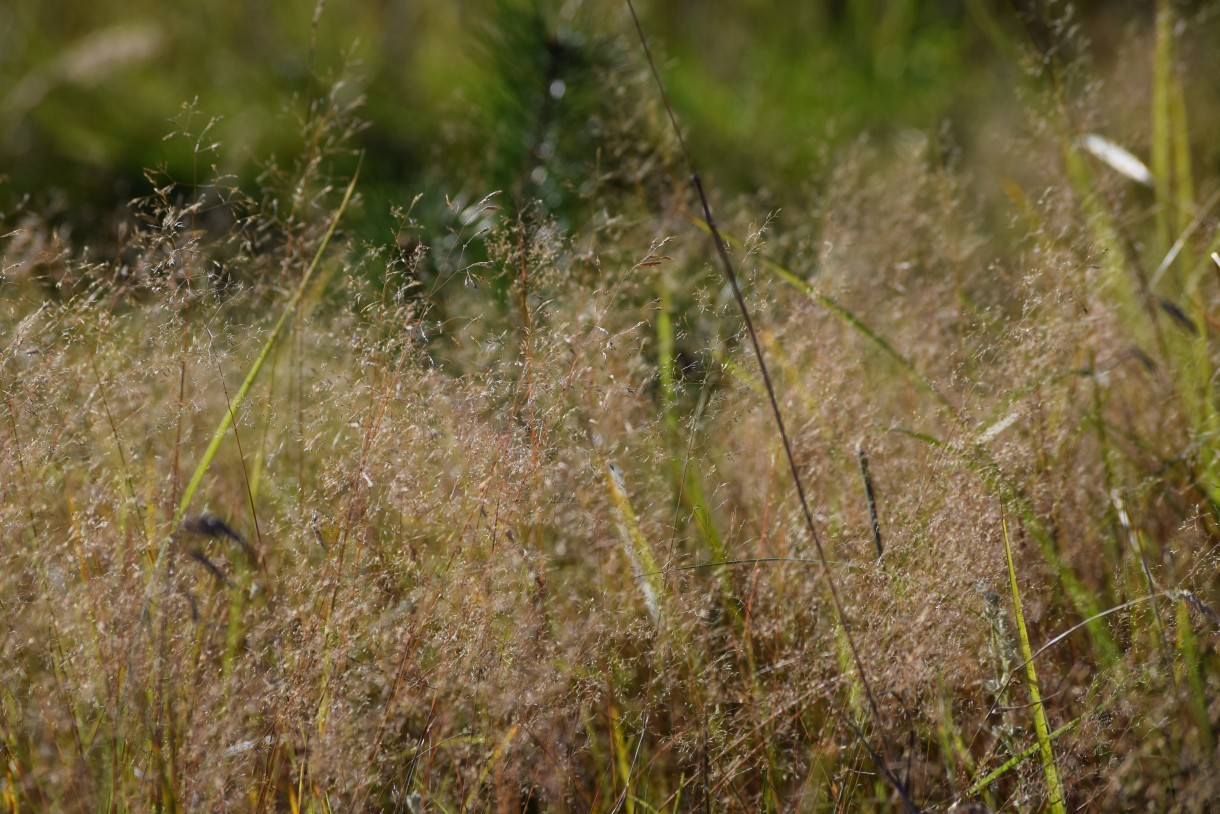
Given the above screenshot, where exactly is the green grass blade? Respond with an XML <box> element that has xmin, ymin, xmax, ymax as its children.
<box><xmin>610</xmin><ymin>703</ymin><xmax>636</xmax><ymax>814</ymax></box>
<box><xmin>606</xmin><ymin>461</ymin><xmax>666</xmax><ymax>625</ymax></box>
<box><xmin>689</xmin><ymin>217</ymin><xmax>954</xmax><ymax>412</ymax></box>
<box><xmin>175</xmin><ymin>168</ymin><xmax>359</xmax><ymax>524</ymax></box>
<box><xmin>1152</xmin><ymin>0</ymin><xmax>1174</xmax><ymax>251</ymax></box>
<box><xmin>1003</xmin><ymin>517</ymin><xmax>1067</xmax><ymax>813</ymax></box>
<box><xmin>142</xmin><ymin>165</ymin><xmax>361</xmax><ymax>600</ymax></box>
<box><xmin>896</xmin><ymin>427</ymin><xmax>1119</xmax><ymax>662</ymax></box>
<box><xmin>1170</xmin><ymin>73</ymin><xmax>1196</xmax><ymax>273</ymax></box>
<box><xmin>964</xmin><ymin>716</ymin><xmax>1081</xmax><ymax>798</ymax></box>
<box><xmin>1176</xmin><ymin>596</ymin><xmax>1215</xmax><ymax>753</ymax></box>
<box><xmin>655</xmin><ymin>284</ymin><xmax>738</xmax><ymax>621</ymax></box>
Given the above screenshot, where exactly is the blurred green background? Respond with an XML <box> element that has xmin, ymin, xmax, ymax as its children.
<box><xmin>1</xmin><ymin>0</ymin><xmax>1215</xmax><ymax>244</ymax></box>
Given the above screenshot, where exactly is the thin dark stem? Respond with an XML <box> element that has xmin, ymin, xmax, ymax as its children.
<box><xmin>624</xmin><ymin>2</ymin><xmax>916</xmax><ymax>810</ymax></box>
<box><xmin>858</xmin><ymin>444</ymin><xmax>884</xmax><ymax>559</ymax></box>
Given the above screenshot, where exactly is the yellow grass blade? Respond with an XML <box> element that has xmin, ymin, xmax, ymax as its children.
<box><xmin>1003</xmin><ymin>517</ymin><xmax>1067</xmax><ymax>813</ymax></box>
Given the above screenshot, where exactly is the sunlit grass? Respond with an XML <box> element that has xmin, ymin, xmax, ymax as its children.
<box><xmin>2</xmin><ymin>3</ymin><xmax>1219</xmax><ymax>812</ymax></box>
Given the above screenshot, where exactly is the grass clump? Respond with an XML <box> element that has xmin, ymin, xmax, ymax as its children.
<box><xmin>3</xmin><ymin>3</ymin><xmax>1220</xmax><ymax>812</ymax></box>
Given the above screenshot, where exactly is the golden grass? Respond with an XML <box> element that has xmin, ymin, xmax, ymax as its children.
<box><xmin>1</xmin><ymin>6</ymin><xmax>1219</xmax><ymax>812</ymax></box>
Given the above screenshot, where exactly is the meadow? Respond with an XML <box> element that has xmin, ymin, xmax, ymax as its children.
<box><xmin>1</xmin><ymin>1</ymin><xmax>1218</xmax><ymax>811</ymax></box>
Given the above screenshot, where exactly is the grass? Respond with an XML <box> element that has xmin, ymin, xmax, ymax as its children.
<box><xmin>2</xmin><ymin>3</ymin><xmax>1219</xmax><ymax>812</ymax></box>
<box><xmin>1001</xmin><ymin>516</ymin><xmax>1065</xmax><ymax>814</ymax></box>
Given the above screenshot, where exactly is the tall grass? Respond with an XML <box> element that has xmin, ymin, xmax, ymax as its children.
<box><xmin>1</xmin><ymin>3</ymin><xmax>1218</xmax><ymax>812</ymax></box>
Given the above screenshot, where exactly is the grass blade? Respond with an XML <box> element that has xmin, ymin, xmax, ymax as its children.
<box><xmin>142</xmin><ymin>163</ymin><xmax>361</xmax><ymax>601</ymax></box>
<box><xmin>690</xmin><ymin>217</ymin><xmax>954</xmax><ymax>412</ymax></box>
<box><xmin>964</xmin><ymin>716</ymin><xmax>1081</xmax><ymax>798</ymax></box>
<box><xmin>897</xmin><ymin>428</ymin><xmax>1119</xmax><ymax>662</ymax></box>
<box><xmin>1002</xmin><ymin>517</ymin><xmax>1067</xmax><ymax>813</ymax></box>
<box><xmin>607</xmin><ymin>461</ymin><xmax>666</xmax><ymax>625</ymax></box>
<box><xmin>1175</xmin><ymin>596</ymin><xmax>1215</xmax><ymax>753</ymax></box>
